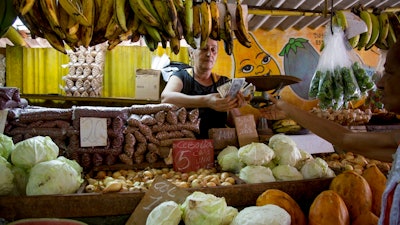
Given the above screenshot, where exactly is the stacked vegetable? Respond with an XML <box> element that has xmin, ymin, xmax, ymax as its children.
<box><xmin>217</xmin><ymin>134</ymin><xmax>335</xmax><ymax>184</ymax></box>
<box><xmin>309</xmin><ymin>26</ymin><xmax>375</xmax><ymax>110</ymax></box>
<box><xmin>0</xmin><ymin>134</ymin><xmax>83</xmax><ymax>196</ymax></box>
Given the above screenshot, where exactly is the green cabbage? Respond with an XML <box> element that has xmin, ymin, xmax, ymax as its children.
<box><xmin>231</xmin><ymin>204</ymin><xmax>291</xmax><ymax>225</ymax></box>
<box><xmin>300</xmin><ymin>157</ymin><xmax>336</xmax><ymax>179</ymax></box>
<box><xmin>11</xmin><ymin>136</ymin><xmax>59</xmax><ymax>170</ymax></box>
<box><xmin>239</xmin><ymin>165</ymin><xmax>276</xmax><ymax>184</ymax></box>
<box><xmin>272</xmin><ymin>164</ymin><xmax>304</xmax><ymax>181</ymax></box>
<box><xmin>238</xmin><ymin>142</ymin><xmax>275</xmax><ymax>166</ymax></box>
<box><xmin>26</xmin><ymin>157</ymin><xmax>83</xmax><ymax>196</ymax></box>
<box><xmin>0</xmin><ymin>156</ymin><xmax>14</xmax><ymax>195</ymax></box>
<box><xmin>146</xmin><ymin>201</ymin><xmax>182</xmax><ymax>225</ymax></box>
<box><xmin>268</xmin><ymin>134</ymin><xmax>302</xmax><ymax>166</ymax></box>
<box><xmin>11</xmin><ymin>165</ymin><xmax>29</xmax><ymax>196</ymax></box>
<box><xmin>217</xmin><ymin>146</ymin><xmax>244</xmax><ymax>173</ymax></box>
<box><xmin>0</xmin><ymin>133</ymin><xmax>14</xmax><ymax>160</ymax></box>
<box><xmin>181</xmin><ymin>191</ymin><xmax>237</xmax><ymax>225</ymax></box>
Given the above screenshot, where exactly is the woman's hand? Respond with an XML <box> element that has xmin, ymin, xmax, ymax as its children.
<box><xmin>207</xmin><ymin>93</ymin><xmax>239</xmax><ymax>112</ymax></box>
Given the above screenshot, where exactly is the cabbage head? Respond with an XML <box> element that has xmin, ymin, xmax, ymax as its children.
<box><xmin>0</xmin><ymin>156</ymin><xmax>14</xmax><ymax>195</ymax></box>
<box><xmin>239</xmin><ymin>165</ymin><xmax>276</xmax><ymax>184</ymax></box>
<box><xmin>300</xmin><ymin>157</ymin><xmax>336</xmax><ymax>179</ymax></box>
<box><xmin>238</xmin><ymin>142</ymin><xmax>275</xmax><ymax>166</ymax></box>
<box><xmin>181</xmin><ymin>191</ymin><xmax>237</xmax><ymax>225</ymax></box>
<box><xmin>146</xmin><ymin>201</ymin><xmax>182</xmax><ymax>225</ymax></box>
<box><xmin>231</xmin><ymin>204</ymin><xmax>291</xmax><ymax>225</ymax></box>
<box><xmin>26</xmin><ymin>157</ymin><xmax>83</xmax><ymax>196</ymax></box>
<box><xmin>217</xmin><ymin>146</ymin><xmax>244</xmax><ymax>173</ymax></box>
<box><xmin>272</xmin><ymin>164</ymin><xmax>303</xmax><ymax>181</ymax></box>
<box><xmin>11</xmin><ymin>136</ymin><xmax>59</xmax><ymax>170</ymax></box>
<box><xmin>11</xmin><ymin>165</ymin><xmax>29</xmax><ymax>196</ymax></box>
<box><xmin>268</xmin><ymin>134</ymin><xmax>302</xmax><ymax>166</ymax></box>
<box><xmin>0</xmin><ymin>133</ymin><xmax>14</xmax><ymax>160</ymax></box>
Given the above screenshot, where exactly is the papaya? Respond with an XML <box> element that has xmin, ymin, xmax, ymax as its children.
<box><xmin>256</xmin><ymin>189</ymin><xmax>307</xmax><ymax>225</ymax></box>
<box><xmin>309</xmin><ymin>190</ymin><xmax>350</xmax><ymax>225</ymax></box>
<box><xmin>362</xmin><ymin>164</ymin><xmax>387</xmax><ymax>216</ymax></box>
<box><xmin>330</xmin><ymin>170</ymin><xmax>373</xmax><ymax>221</ymax></box>
<box><xmin>351</xmin><ymin>211</ymin><xmax>379</xmax><ymax>225</ymax></box>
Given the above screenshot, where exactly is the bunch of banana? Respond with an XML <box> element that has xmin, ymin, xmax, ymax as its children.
<box><xmin>11</xmin><ymin>0</ymin><xmax>253</xmax><ymax>54</ymax></box>
<box><xmin>271</xmin><ymin>119</ymin><xmax>303</xmax><ymax>134</ymax></box>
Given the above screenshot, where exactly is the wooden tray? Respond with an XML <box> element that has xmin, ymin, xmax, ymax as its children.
<box><xmin>245</xmin><ymin>75</ymin><xmax>301</xmax><ymax>92</ymax></box>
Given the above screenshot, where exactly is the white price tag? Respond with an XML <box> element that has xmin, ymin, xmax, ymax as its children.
<box><xmin>80</xmin><ymin>117</ymin><xmax>107</xmax><ymax>147</ymax></box>
<box><xmin>0</xmin><ymin>109</ymin><xmax>7</xmax><ymax>134</ymax></box>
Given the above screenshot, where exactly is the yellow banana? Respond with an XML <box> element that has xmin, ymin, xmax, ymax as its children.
<box><xmin>199</xmin><ymin>0</ymin><xmax>211</xmax><ymax>48</ymax></box>
<box><xmin>152</xmin><ymin>0</ymin><xmax>175</xmax><ymax>38</ymax></box>
<box><xmin>378</xmin><ymin>12</ymin><xmax>390</xmax><ymax>46</ymax></box>
<box><xmin>182</xmin><ymin>0</ymin><xmax>196</xmax><ymax>48</ymax></box>
<box><xmin>365</xmin><ymin>12</ymin><xmax>380</xmax><ymax>50</ymax></box>
<box><xmin>357</xmin><ymin>10</ymin><xmax>372</xmax><ymax>50</ymax></box>
<box><xmin>115</xmin><ymin>0</ymin><xmax>128</xmax><ymax>32</ymax></box>
<box><xmin>192</xmin><ymin>3</ymin><xmax>201</xmax><ymax>38</ymax></box>
<box><xmin>128</xmin><ymin>0</ymin><xmax>160</xmax><ymax>27</ymax></box>
<box><xmin>209</xmin><ymin>0</ymin><xmax>220</xmax><ymax>40</ymax></box>
<box><xmin>94</xmin><ymin>0</ymin><xmax>114</xmax><ymax>32</ymax></box>
<box><xmin>19</xmin><ymin>0</ymin><xmax>35</xmax><ymax>15</ymax></box>
<box><xmin>80</xmin><ymin>0</ymin><xmax>95</xmax><ymax>47</ymax></box>
<box><xmin>234</xmin><ymin>1</ymin><xmax>251</xmax><ymax>48</ymax></box>
<box><xmin>58</xmin><ymin>0</ymin><xmax>90</xmax><ymax>26</ymax></box>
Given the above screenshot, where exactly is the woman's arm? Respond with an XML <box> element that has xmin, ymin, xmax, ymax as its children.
<box><xmin>161</xmin><ymin>76</ymin><xmax>239</xmax><ymax>111</ymax></box>
<box><xmin>273</xmin><ymin>98</ymin><xmax>397</xmax><ymax>162</ymax></box>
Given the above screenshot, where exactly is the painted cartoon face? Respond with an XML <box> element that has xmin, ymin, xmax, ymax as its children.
<box><xmin>233</xmin><ymin>33</ymin><xmax>281</xmax><ymax>78</ymax></box>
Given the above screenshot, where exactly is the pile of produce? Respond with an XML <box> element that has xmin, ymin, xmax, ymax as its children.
<box><xmin>217</xmin><ymin>134</ymin><xmax>336</xmax><ymax>184</ymax></box>
<box><xmin>0</xmin><ymin>134</ymin><xmax>83</xmax><ymax>196</ymax></box>
<box><xmin>61</xmin><ymin>44</ymin><xmax>106</xmax><ymax>97</ymax></box>
<box><xmin>12</xmin><ymin>0</ymin><xmax>252</xmax><ymax>54</ymax></box>
<box><xmin>309</xmin><ymin>107</ymin><xmax>373</xmax><ymax>125</ymax></box>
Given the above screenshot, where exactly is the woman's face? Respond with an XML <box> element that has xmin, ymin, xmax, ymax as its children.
<box><xmin>191</xmin><ymin>39</ymin><xmax>218</xmax><ymax>71</ymax></box>
<box><xmin>377</xmin><ymin>42</ymin><xmax>400</xmax><ymax>113</ymax></box>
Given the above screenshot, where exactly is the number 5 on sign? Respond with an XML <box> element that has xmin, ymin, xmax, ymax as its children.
<box><xmin>80</xmin><ymin>117</ymin><xmax>107</xmax><ymax>147</ymax></box>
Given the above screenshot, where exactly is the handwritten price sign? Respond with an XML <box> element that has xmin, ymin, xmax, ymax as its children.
<box><xmin>126</xmin><ymin>176</ymin><xmax>190</xmax><ymax>225</ymax></box>
<box><xmin>80</xmin><ymin>117</ymin><xmax>107</xmax><ymax>147</ymax></box>
<box><xmin>172</xmin><ymin>139</ymin><xmax>215</xmax><ymax>173</ymax></box>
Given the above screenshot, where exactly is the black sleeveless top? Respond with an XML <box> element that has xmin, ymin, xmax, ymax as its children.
<box><xmin>173</xmin><ymin>69</ymin><xmax>230</xmax><ymax>139</ymax></box>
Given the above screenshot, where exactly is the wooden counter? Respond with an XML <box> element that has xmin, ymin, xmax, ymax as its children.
<box><xmin>0</xmin><ymin>178</ymin><xmax>332</xmax><ymax>222</ymax></box>
<box><xmin>20</xmin><ymin>94</ymin><xmax>160</xmax><ymax>108</ymax></box>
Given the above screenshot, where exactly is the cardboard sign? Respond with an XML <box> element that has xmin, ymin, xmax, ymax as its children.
<box><xmin>172</xmin><ymin>139</ymin><xmax>214</xmax><ymax>173</ymax></box>
<box><xmin>125</xmin><ymin>176</ymin><xmax>190</xmax><ymax>225</ymax></box>
<box><xmin>0</xmin><ymin>109</ymin><xmax>7</xmax><ymax>133</ymax></box>
<box><xmin>208</xmin><ymin>128</ymin><xmax>238</xmax><ymax>150</ymax></box>
<box><xmin>234</xmin><ymin>114</ymin><xmax>259</xmax><ymax>146</ymax></box>
<box><xmin>80</xmin><ymin>117</ymin><xmax>107</xmax><ymax>147</ymax></box>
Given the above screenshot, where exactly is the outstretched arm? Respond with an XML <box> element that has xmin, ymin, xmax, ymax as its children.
<box><xmin>271</xmin><ymin>97</ymin><xmax>397</xmax><ymax>162</ymax></box>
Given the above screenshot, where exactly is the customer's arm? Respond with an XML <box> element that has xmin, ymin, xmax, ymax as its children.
<box><xmin>273</xmin><ymin>98</ymin><xmax>398</xmax><ymax>162</ymax></box>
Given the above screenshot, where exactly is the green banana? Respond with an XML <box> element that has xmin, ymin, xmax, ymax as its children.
<box><xmin>348</xmin><ymin>34</ymin><xmax>360</xmax><ymax>48</ymax></box>
<box><xmin>143</xmin><ymin>23</ymin><xmax>162</xmax><ymax>43</ymax></box>
<box><xmin>80</xmin><ymin>0</ymin><xmax>95</xmax><ymax>47</ymax></box>
<box><xmin>115</xmin><ymin>0</ymin><xmax>128</xmax><ymax>32</ymax></box>
<box><xmin>365</xmin><ymin>12</ymin><xmax>380</xmax><ymax>50</ymax></box>
<box><xmin>128</xmin><ymin>0</ymin><xmax>160</xmax><ymax>27</ymax></box>
<box><xmin>40</xmin><ymin>0</ymin><xmax>66</xmax><ymax>39</ymax></box>
<box><xmin>58</xmin><ymin>0</ymin><xmax>90</xmax><ymax>26</ymax></box>
<box><xmin>94</xmin><ymin>0</ymin><xmax>114</xmax><ymax>32</ymax></box>
<box><xmin>334</xmin><ymin>10</ymin><xmax>348</xmax><ymax>31</ymax></box>
<box><xmin>378</xmin><ymin>12</ymin><xmax>390</xmax><ymax>47</ymax></box>
<box><xmin>0</xmin><ymin>0</ymin><xmax>18</xmax><ymax>37</ymax></box>
<box><xmin>274</xmin><ymin>125</ymin><xmax>303</xmax><ymax>134</ymax></box>
<box><xmin>357</xmin><ymin>11</ymin><xmax>372</xmax><ymax>50</ymax></box>
<box><xmin>182</xmin><ymin>0</ymin><xmax>196</xmax><ymax>48</ymax></box>
<box><xmin>152</xmin><ymin>0</ymin><xmax>175</xmax><ymax>38</ymax></box>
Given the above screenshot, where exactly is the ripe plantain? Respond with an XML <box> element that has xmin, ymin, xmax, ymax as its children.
<box><xmin>199</xmin><ymin>0</ymin><xmax>212</xmax><ymax>49</ymax></box>
<box><xmin>192</xmin><ymin>3</ymin><xmax>201</xmax><ymax>38</ymax></box>
<box><xmin>19</xmin><ymin>0</ymin><xmax>35</xmax><ymax>16</ymax></box>
<box><xmin>58</xmin><ymin>0</ymin><xmax>90</xmax><ymax>26</ymax></box>
<box><xmin>152</xmin><ymin>0</ymin><xmax>176</xmax><ymax>38</ymax></box>
<box><xmin>80</xmin><ymin>0</ymin><xmax>95</xmax><ymax>47</ymax></box>
<box><xmin>220</xmin><ymin>0</ymin><xmax>233</xmax><ymax>55</ymax></box>
<box><xmin>234</xmin><ymin>0</ymin><xmax>251</xmax><ymax>48</ymax></box>
<box><xmin>209</xmin><ymin>0</ymin><xmax>220</xmax><ymax>40</ymax></box>
<box><xmin>128</xmin><ymin>0</ymin><xmax>160</xmax><ymax>27</ymax></box>
<box><xmin>94</xmin><ymin>0</ymin><xmax>114</xmax><ymax>32</ymax></box>
<box><xmin>377</xmin><ymin>12</ymin><xmax>390</xmax><ymax>48</ymax></box>
<box><xmin>115</xmin><ymin>0</ymin><xmax>128</xmax><ymax>32</ymax></box>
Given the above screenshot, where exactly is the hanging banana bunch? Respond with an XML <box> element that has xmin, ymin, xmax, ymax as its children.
<box><xmin>333</xmin><ymin>7</ymin><xmax>400</xmax><ymax>51</ymax></box>
<box><xmin>12</xmin><ymin>0</ymin><xmax>252</xmax><ymax>54</ymax></box>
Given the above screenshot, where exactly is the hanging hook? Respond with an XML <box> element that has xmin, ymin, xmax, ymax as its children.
<box><xmin>330</xmin><ymin>0</ymin><xmax>334</xmax><ymax>34</ymax></box>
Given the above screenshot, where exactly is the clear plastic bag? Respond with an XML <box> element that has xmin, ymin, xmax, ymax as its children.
<box><xmin>309</xmin><ymin>26</ymin><xmax>362</xmax><ymax>110</ymax></box>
